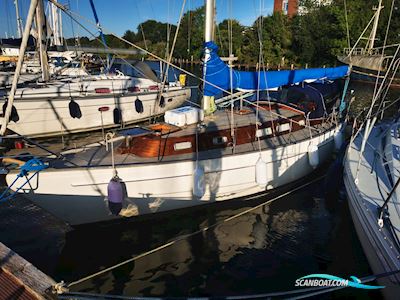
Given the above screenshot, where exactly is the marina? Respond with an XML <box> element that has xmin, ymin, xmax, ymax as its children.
<box><xmin>0</xmin><ymin>0</ymin><xmax>400</xmax><ymax>299</ymax></box>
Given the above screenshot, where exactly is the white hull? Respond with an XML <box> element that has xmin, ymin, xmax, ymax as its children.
<box><xmin>345</xmin><ymin>176</ymin><xmax>400</xmax><ymax>299</ymax></box>
<box><xmin>0</xmin><ymin>72</ymin><xmax>41</xmax><ymax>87</ymax></box>
<box><xmin>344</xmin><ymin>124</ymin><xmax>400</xmax><ymax>299</ymax></box>
<box><xmin>7</xmin><ymin>125</ymin><xmax>339</xmax><ymax>225</ymax></box>
<box><xmin>4</xmin><ymin>87</ymin><xmax>191</xmax><ymax>137</ymax></box>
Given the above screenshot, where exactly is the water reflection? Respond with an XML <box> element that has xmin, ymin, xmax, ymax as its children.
<box><xmin>54</xmin><ymin>169</ymin><xmax>359</xmax><ymax>297</ymax></box>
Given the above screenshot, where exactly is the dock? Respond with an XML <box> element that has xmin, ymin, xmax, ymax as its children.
<box><xmin>0</xmin><ymin>242</ymin><xmax>56</xmax><ymax>299</ymax></box>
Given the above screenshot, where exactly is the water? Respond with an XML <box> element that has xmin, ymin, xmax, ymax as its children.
<box><xmin>52</xmin><ymin>168</ymin><xmax>376</xmax><ymax>299</ymax></box>
<box><xmin>1</xmin><ymin>81</ymin><xmax>400</xmax><ymax>299</ymax></box>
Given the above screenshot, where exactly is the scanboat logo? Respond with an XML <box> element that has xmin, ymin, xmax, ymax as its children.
<box><xmin>295</xmin><ymin>274</ymin><xmax>385</xmax><ymax>290</ymax></box>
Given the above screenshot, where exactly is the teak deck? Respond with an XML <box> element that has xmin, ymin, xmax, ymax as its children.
<box><xmin>54</xmin><ymin>102</ymin><xmax>334</xmax><ymax>169</ymax></box>
<box><xmin>117</xmin><ymin>103</ymin><xmax>318</xmax><ymax>158</ymax></box>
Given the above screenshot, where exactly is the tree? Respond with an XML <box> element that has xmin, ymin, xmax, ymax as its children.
<box><xmin>216</xmin><ymin>19</ymin><xmax>244</xmax><ymax>58</ymax></box>
<box><xmin>174</xmin><ymin>6</ymin><xmax>205</xmax><ymax>59</ymax></box>
<box><xmin>62</xmin><ymin>0</ymin><xmax>400</xmax><ymax>68</ymax></box>
<box><xmin>122</xmin><ymin>30</ymin><xmax>136</xmax><ymax>45</ymax></box>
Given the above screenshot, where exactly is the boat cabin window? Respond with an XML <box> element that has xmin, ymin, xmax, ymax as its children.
<box><xmin>277</xmin><ymin>123</ymin><xmax>291</xmax><ymax>132</ymax></box>
<box><xmin>174</xmin><ymin>142</ymin><xmax>192</xmax><ymax>151</ymax></box>
<box><xmin>256</xmin><ymin>127</ymin><xmax>273</xmax><ymax>138</ymax></box>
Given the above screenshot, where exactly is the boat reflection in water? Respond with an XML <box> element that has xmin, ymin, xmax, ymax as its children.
<box><xmin>55</xmin><ymin>171</ymin><xmax>373</xmax><ymax>298</ymax></box>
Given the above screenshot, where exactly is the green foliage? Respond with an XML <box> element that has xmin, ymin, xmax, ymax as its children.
<box><xmin>216</xmin><ymin>19</ymin><xmax>244</xmax><ymax>58</ymax></box>
<box><xmin>66</xmin><ymin>1</ymin><xmax>400</xmax><ymax>67</ymax></box>
<box><xmin>174</xmin><ymin>7</ymin><xmax>205</xmax><ymax>59</ymax></box>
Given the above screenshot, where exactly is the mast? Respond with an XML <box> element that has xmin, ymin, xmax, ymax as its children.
<box><xmin>50</xmin><ymin>0</ymin><xmax>63</xmax><ymax>46</ymax></box>
<box><xmin>1</xmin><ymin>0</ymin><xmax>39</xmax><ymax>135</ymax></box>
<box><xmin>367</xmin><ymin>0</ymin><xmax>384</xmax><ymax>53</ymax></box>
<box><xmin>14</xmin><ymin>0</ymin><xmax>24</xmax><ymax>38</ymax></box>
<box><xmin>36</xmin><ymin>0</ymin><xmax>50</xmax><ymax>81</ymax></box>
<box><xmin>202</xmin><ymin>0</ymin><xmax>216</xmax><ymax>115</ymax></box>
<box><xmin>204</xmin><ymin>0</ymin><xmax>214</xmax><ymax>43</ymax></box>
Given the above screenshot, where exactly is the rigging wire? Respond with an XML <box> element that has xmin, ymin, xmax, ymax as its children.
<box><xmin>254</xmin><ymin>0</ymin><xmax>275</xmax><ymax>150</ymax></box>
<box><xmin>47</xmin><ymin>0</ymin><xmax>323</xmax><ymax>130</ymax></box>
<box><xmin>155</xmin><ymin>0</ymin><xmax>187</xmax><ymax>116</ymax></box>
<box><xmin>166</xmin><ymin>0</ymin><xmax>171</xmax><ymax>64</ymax></box>
<box><xmin>353</xmin><ymin>45</ymin><xmax>400</xmax><ymax>181</ymax></box>
<box><xmin>187</xmin><ymin>0</ymin><xmax>191</xmax><ymax>54</ymax></box>
<box><xmin>254</xmin><ymin>0</ymin><xmax>263</xmax><ymax>154</ymax></box>
<box><xmin>228</xmin><ymin>0</ymin><xmax>235</xmax><ymax>145</ymax></box>
<box><xmin>372</xmin><ymin>0</ymin><xmax>396</xmax><ymax>108</ymax></box>
<box><xmin>134</xmin><ymin>1</ymin><xmax>148</xmax><ymax>51</ymax></box>
<box><xmin>49</xmin><ymin>1</ymin><xmax>230</xmax><ymax>93</ymax></box>
<box><xmin>343</xmin><ymin>0</ymin><xmax>351</xmax><ymax>49</ymax></box>
<box><xmin>47</xmin><ymin>0</ymin><xmax>233</xmax><ymax>95</ymax></box>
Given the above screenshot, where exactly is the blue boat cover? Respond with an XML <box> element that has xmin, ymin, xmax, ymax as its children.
<box><xmin>203</xmin><ymin>41</ymin><xmax>350</xmax><ymax>97</ymax></box>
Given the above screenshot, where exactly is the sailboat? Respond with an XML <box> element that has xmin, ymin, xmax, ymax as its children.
<box><xmin>0</xmin><ymin>0</ymin><xmax>191</xmax><ymax>138</ymax></box>
<box><xmin>338</xmin><ymin>0</ymin><xmax>400</xmax><ymax>87</ymax></box>
<box><xmin>344</xmin><ymin>121</ymin><xmax>400</xmax><ymax>299</ymax></box>
<box><xmin>343</xmin><ymin>40</ymin><xmax>400</xmax><ymax>299</ymax></box>
<box><xmin>4</xmin><ymin>0</ymin><xmax>350</xmax><ymax>225</ymax></box>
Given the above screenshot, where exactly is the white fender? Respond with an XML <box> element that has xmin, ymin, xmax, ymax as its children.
<box><xmin>334</xmin><ymin>129</ymin><xmax>343</xmax><ymax>150</ymax></box>
<box><xmin>255</xmin><ymin>156</ymin><xmax>268</xmax><ymax>188</ymax></box>
<box><xmin>193</xmin><ymin>165</ymin><xmax>205</xmax><ymax>198</ymax></box>
<box><xmin>308</xmin><ymin>143</ymin><xmax>319</xmax><ymax>169</ymax></box>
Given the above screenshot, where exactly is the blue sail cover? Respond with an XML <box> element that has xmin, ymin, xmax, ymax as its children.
<box><xmin>203</xmin><ymin>41</ymin><xmax>350</xmax><ymax>97</ymax></box>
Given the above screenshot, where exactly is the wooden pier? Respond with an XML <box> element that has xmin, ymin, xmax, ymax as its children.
<box><xmin>0</xmin><ymin>242</ymin><xmax>56</xmax><ymax>299</ymax></box>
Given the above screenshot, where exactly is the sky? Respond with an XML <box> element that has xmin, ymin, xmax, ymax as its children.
<box><xmin>0</xmin><ymin>0</ymin><xmax>274</xmax><ymax>39</ymax></box>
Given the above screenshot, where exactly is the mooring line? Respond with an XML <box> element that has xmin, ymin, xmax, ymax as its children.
<box><xmin>65</xmin><ymin>174</ymin><xmax>326</xmax><ymax>289</ymax></box>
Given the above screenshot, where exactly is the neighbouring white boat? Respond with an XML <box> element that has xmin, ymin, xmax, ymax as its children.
<box><xmin>0</xmin><ymin>70</ymin><xmax>191</xmax><ymax>137</ymax></box>
<box><xmin>344</xmin><ymin>121</ymin><xmax>400</xmax><ymax>299</ymax></box>
<box><xmin>0</xmin><ymin>72</ymin><xmax>41</xmax><ymax>87</ymax></box>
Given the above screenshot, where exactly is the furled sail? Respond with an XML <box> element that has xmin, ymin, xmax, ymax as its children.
<box><xmin>203</xmin><ymin>41</ymin><xmax>350</xmax><ymax>97</ymax></box>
